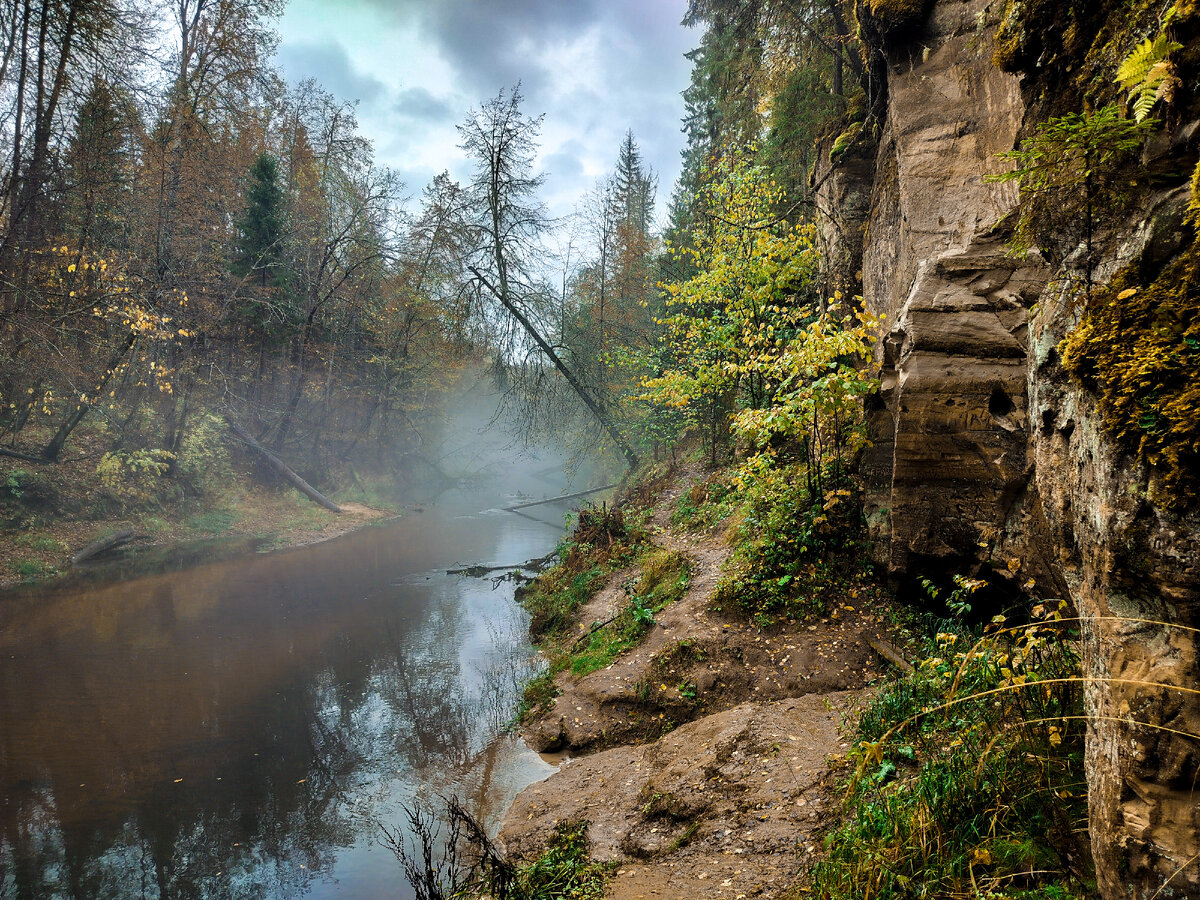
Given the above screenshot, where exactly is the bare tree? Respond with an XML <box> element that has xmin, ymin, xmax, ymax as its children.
<box><xmin>458</xmin><ymin>85</ymin><xmax>638</xmax><ymax>468</ymax></box>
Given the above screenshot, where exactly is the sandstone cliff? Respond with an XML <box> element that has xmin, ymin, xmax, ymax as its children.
<box><xmin>821</xmin><ymin>1</ymin><xmax>1200</xmax><ymax>896</ymax></box>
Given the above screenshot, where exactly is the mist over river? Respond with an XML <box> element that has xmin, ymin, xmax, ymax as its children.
<box><xmin>0</xmin><ymin>459</ymin><xmax>582</xmax><ymax>899</ymax></box>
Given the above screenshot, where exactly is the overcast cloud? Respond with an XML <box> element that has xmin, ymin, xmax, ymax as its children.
<box><xmin>275</xmin><ymin>0</ymin><xmax>695</xmax><ymax>223</ymax></box>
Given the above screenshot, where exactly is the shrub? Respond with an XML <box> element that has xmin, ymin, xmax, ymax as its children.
<box><xmin>95</xmin><ymin>448</ymin><xmax>175</xmax><ymax>508</ymax></box>
<box><xmin>714</xmin><ymin>457</ymin><xmax>866</xmax><ymax>621</ymax></box>
<box><xmin>175</xmin><ymin>412</ymin><xmax>235</xmax><ymax>496</ymax></box>
<box><xmin>811</xmin><ymin>603</ymin><xmax>1091</xmax><ymax>899</ymax></box>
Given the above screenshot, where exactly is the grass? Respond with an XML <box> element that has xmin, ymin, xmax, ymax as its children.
<box><xmin>15</xmin><ymin>533</ymin><xmax>67</xmax><ymax>553</ymax></box>
<box><xmin>187</xmin><ymin>508</ymin><xmax>237</xmax><ymax>533</ymax></box>
<box><xmin>10</xmin><ymin>557</ymin><xmax>56</xmax><ymax>580</ymax></box>
<box><xmin>568</xmin><ymin>549</ymin><xmax>690</xmax><ymax>677</ymax></box>
<box><xmin>809</xmin><ymin>601</ymin><xmax>1094</xmax><ymax>899</ymax></box>
<box><xmin>670</xmin><ymin>470</ymin><xmax>735</xmax><ymax>530</ymax></box>
<box><xmin>515</xmin><ymin>502</ymin><xmax>693</xmax><ymax>719</ymax></box>
<box><xmin>519</xmin><ymin>547</ymin><xmax>690</xmax><ymax>716</ymax></box>
<box><xmin>508</xmin><ymin>821</ymin><xmax>613</xmax><ymax>900</ymax></box>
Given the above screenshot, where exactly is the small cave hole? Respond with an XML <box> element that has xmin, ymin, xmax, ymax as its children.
<box><xmin>989</xmin><ymin>387</ymin><xmax>1015</xmax><ymax>418</ymax></box>
<box><xmin>1041</xmin><ymin>408</ymin><xmax>1057</xmax><ymax>435</ymax></box>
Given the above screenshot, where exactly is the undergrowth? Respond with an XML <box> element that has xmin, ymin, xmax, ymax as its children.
<box><xmin>516</xmin><ymin>502</ymin><xmax>690</xmax><ymax>719</ymax></box>
<box><xmin>811</xmin><ymin>600</ymin><xmax>1093</xmax><ymax>899</ymax></box>
<box><xmin>711</xmin><ymin>457</ymin><xmax>870</xmax><ymax>623</ymax></box>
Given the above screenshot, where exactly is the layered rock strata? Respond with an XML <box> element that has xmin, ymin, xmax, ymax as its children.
<box><xmin>825</xmin><ymin>0</ymin><xmax>1200</xmax><ymax>895</ymax></box>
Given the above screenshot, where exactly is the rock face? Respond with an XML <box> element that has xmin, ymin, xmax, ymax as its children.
<box><xmin>826</xmin><ymin>0</ymin><xmax>1200</xmax><ymax>896</ymax></box>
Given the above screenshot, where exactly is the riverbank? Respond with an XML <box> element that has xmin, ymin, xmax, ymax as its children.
<box><xmin>0</xmin><ymin>423</ymin><xmax>398</xmax><ymax>591</ymax></box>
<box><xmin>498</xmin><ymin>456</ymin><xmax>1094</xmax><ymax>900</ymax></box>
<box><xmin>499</xmin><ymin>457</ymin><xmax>914</xmax><ymax>898</ymax></box>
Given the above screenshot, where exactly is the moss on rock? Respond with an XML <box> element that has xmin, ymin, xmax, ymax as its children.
<box><xmin>1060</xmin><ymin>233</ymin><xmax>1200</xmax><ymax>509</ymax></box>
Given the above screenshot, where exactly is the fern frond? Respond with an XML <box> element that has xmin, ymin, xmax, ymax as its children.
<box><xmin>1117</xmin><ymin>35</ymin><xmax>1183</xmax><ymax>122</ymax></box>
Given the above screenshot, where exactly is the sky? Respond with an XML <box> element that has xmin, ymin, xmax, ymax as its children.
<box><xmin>274</xmin><ymin>0</ymin><xmax>697</xmax><ymax>224</ymax></box>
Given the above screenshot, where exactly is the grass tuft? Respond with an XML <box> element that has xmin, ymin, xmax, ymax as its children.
<box><xmin>810</xmin><ymin>602</ymin><xmax>1094</xmax><ymax>899</ymax></box>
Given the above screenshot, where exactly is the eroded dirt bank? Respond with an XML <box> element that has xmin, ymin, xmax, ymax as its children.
<box><xmin>500</xmin><ymin>466</ymin><xmax>909</xmax><ymax>899</ymax></box>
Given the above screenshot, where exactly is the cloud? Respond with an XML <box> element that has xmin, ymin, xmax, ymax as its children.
<box><xmin>395</xmin><ymin>87</ymin><xmax>454</xmax><ymax>123</ymax></box>
<box><xmin>359</xmin><ymin>0</ymin><xmax>603</xmax><ymax>95</ymax></box>
<box><xmin>275</xmin><ymin>39</ymin><xmax>387</xmax><ymax>104</ymax></box>
<box><xmin>541</xmin><ymin>149</ymin><xmax>584</xmax><ymax>181</ymax></box>
<box><xmin>278</xmin><ymin>0</ymin><xmax>696</xmax><ymax>223</ymax></box>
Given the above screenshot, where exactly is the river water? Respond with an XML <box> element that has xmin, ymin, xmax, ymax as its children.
<box><xmin>0</xmin><ymin>472</ymin><xmax>577</xmax><ymax>899</ymax></box>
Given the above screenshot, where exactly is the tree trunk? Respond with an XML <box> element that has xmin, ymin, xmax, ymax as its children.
<box><xmin>226</xmin><ymin>418</ymin><xmax>342</xmax><ymax>512</ymax></box>
<box><xmin>469</xmin><ymin>266</ymin><xmax>639</xmax><ymax>469</ymax></box>
<box><xmin>42</xmin><ymin>330</ymin><xmax>136</xmax><ymax>461</ymax></box>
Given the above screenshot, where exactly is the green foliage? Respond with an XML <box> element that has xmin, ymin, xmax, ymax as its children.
<box><xmin>518</xmin><ymin>519</ymin><xmax>688</xmax><ymax>717</ymax></box>
<box><xmin>175</xmin><ymin>412</ymin><xmax>235</xmax><ymax>496</ymax></box>
<box><xmin>1059</xmin><ymin>237</ymin><xmax>1200</xmax><ymax>508</ymax></box>
<box><xmin>714</xmin><ymin>458</ymin><xmax>867</xmax><ymax>621</ymax></box>
<box><xmin>643</xmin><ymin>149</ymin><xmax>865</xmax><ymax>463</ymax></box>
<box><xmin>509</xmin><ymin>821</ymin><xmax>613</xmax><ymax>900</ymax></box>
<box><xmin>811</xmin><ymin>604</ymin><xmax>1091</xmax><ymax>899</ymax></box>
<box><xmin>5</xmin><ymin>468</ymin><xmax>29</xmax><ymax>499</ymax></box>
<box><xmin>188</xmin><ymin>509</ymin><xmax>237</xmax><ymax>533</ymax></box>
<box><xmin>95</xmin><ymin>448</ymin><xmax>176</xmax><ymax>507</ymax></box>
<box><xmin>671</xmin><ymin>471</ymin><xmax>736</xmax><ymax>530</ymax></box>
<box><xmin>10</xmin><ymin>557</ymin><xmax>57</xmax><ymax>579</ymax></box>
<box><xmin>1116</xmin><ymin>34</ymin><xmax>1183</xmax><ymax>122</ymax></box>
<box><xmin>232</xmin><ymin>153</ymin><xmax>289</xmax><ymax>294</ymax></box>
<box><xmin>546</xmin><ymin>549</ymin><xmax>688</xmax><ymax>681</ymax></box>
<box><xmin>988</xmin><ymin>105</ymin><xmax>1154</xmax><ymax>262</ymax></box>
<box><xmin>16</xmin><ymin>533</ymin><xmax>67</xmax><ymax>552</ymax></box>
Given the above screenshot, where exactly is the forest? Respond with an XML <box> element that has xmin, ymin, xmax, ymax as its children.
<box><xmin>3</xmin><ymin>0</ymin><xmax>1200</xmax><ymax>899</ymax></box>
<box><xmin>0</xmin><ymin>0</ymin><xmax>872</xmax><ymax>551</ymax></box>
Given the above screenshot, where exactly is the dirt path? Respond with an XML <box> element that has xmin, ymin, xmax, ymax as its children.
<box><xmin>501</xmin><ymin>464</ymin><xmax>906</xmax><ymax>898</ymax></box>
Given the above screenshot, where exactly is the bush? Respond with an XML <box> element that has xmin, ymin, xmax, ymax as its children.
<box><xmin>95</xmin><ymin>448</ymin><xmax>175</xmax><ymax>508</ymax></box>
<box><xmin>714</xmin><ymin>457</ymin><xmax>866</xmax><ymax>621</ymax></box>
<box><xmin>811</xmin><ymin>603</ymin><xmax>1092</xmax><ymax>899</ymax></box>
<box><xmin>176</xmin><ymin>412</ymin><xmax>235</xmax><ymax>496</ymax></box>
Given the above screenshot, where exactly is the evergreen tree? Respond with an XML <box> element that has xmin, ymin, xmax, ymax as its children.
<box><xmin>232</xmin><ymin>152</ymin><xmax>288</xmax><ymax>290</ymax></box>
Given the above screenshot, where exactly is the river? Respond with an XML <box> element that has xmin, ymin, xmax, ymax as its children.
<box><xmin>0</xmin><ymin>470</ymin><xmax>579</xmax><ymax>899</ymax></box>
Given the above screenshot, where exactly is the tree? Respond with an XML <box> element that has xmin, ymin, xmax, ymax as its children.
<box><xmin>641</xmin><ymin>151</ymin><xmax>823</xmax><ymax>461</ymax></box>
<box><xmin>232</xmin><ymin>153</ymin><xmax>288</xmax><ymax>290</ymax></box>
<box><xmin>458</xmin><ymin>86</ymin><xmax>639</xmax><ymax>468</ymax></box>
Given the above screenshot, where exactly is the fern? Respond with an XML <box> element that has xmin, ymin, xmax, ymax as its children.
<box><xmin>1117</xmin><ymin>35</ymin><xmax>1183</xmax><ymax>122</ymax></box>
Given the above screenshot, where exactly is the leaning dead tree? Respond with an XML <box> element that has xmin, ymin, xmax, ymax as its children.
<box><xmin>225</xmin><ymin>418</ymin><xmax>343</xmax><ymax>512</ymax></box>
<box><xmin>458</xmin><ymin>86</ymin><xmax>639</xmax><ymax>469</ymax></box>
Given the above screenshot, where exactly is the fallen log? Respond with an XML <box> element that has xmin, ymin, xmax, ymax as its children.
<box><xmin>72</xmin><ymin>530</ymin><xmax>136</xmax><ymax>566</ymax></box>
<box><xmin>0</xmin><ymin>447</ymin><xmax>45</xmax><ymax>463</ymax></box>
<box><xmin>446</xmin><ymin>550</ymin><xmax>559</xmax><ymax>578</ymax></box>
<box><xmin>868</xmin><ymin>637</ymin><xmax>915</xmax><ymax>675</ymax></box>
<box><xmin>502</xmin><ymin>483</ymin><xmax>618</xmax><ymax>512</ymax></box>
<box><xmin>225</xmin><ymin>419</ymin><xmax>343</xmax><ymax>513</ymax></box>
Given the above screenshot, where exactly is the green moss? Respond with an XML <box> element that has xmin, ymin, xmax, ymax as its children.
<box><xmin>991</xmin><ymin>0</ymin><xmax>1025</xmax><ymax>72</ymax></box>
<box><xmin>830</xmin><ymin>122</ymin><xmax>864</xmax><ymax>161</ymax></box>
<box><xmin>1060</xmin><ymin>234</ymin><xmax>1200</xmax><ymax>509</ymax></box>
<box><xmin>863</xmin><ymin>0</ymin><xmax>932</xmax><ymax>30</ymax></box>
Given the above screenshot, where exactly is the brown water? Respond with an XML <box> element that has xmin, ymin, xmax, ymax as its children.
<box><xmin>0</xmin><ymin>478</ymin><xmax>575</xmax><ymax>898</ymax></box>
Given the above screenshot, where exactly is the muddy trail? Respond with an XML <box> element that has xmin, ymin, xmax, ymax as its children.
<box><xmin>500</xmin><ymin>465</ymin><xmax>911</xmax><ymax>899</ymax></box>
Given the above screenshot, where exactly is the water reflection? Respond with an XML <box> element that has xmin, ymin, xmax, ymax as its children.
<box><xmin>0</xmin><ymin>486</ymin><xmax>566</xmax><ymax>898</ymax></box>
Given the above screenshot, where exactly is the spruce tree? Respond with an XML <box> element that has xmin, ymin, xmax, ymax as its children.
<box><xmin>232</xmin><ymin>153</ymin><xmax>287</xmax><ymax>289</ymax></box>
